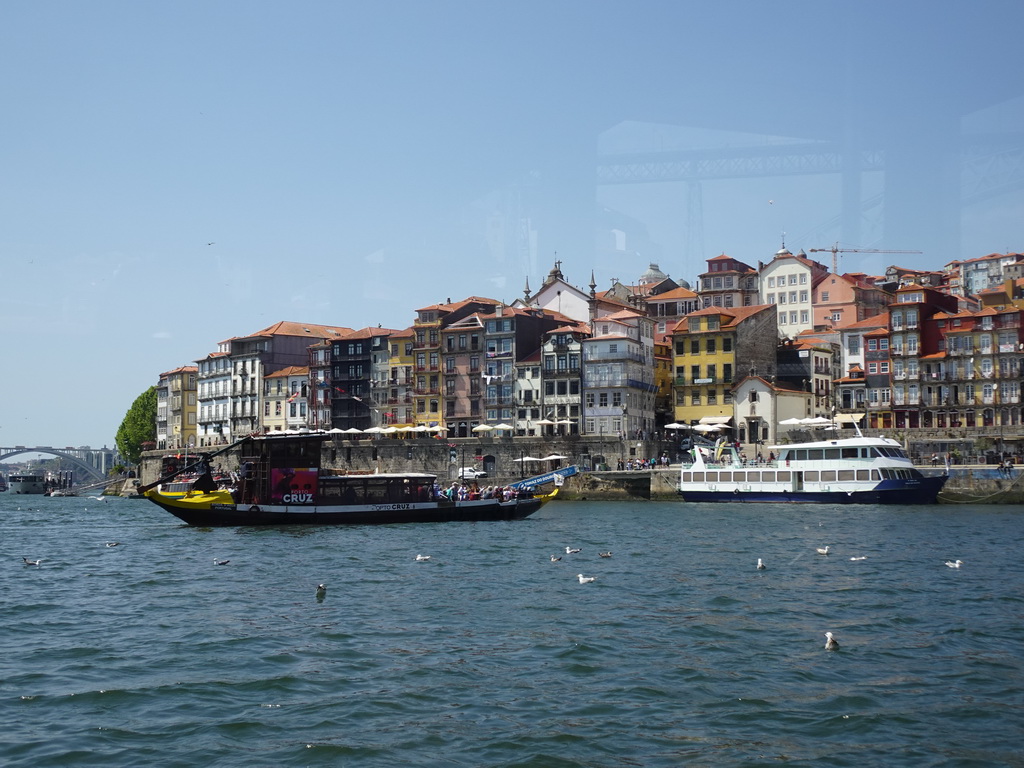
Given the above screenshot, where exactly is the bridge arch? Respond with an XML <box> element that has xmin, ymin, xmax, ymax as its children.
<box><xmin>0</xmin><ymin>448</ymin><xmax>110</xmax><ymax>483</ymax></box>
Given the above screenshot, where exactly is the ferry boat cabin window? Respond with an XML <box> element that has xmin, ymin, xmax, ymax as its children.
<box><xmin>856</xmin><ymin>470</ymin><xmax>871</xmax><ymax>480</ymax></box>
<box><xmin>761</xmin><ymin>471</ymin><xmax>775</xmax><ymax>482</ymax></box>
<box><xmin>825</xmin><ymin>448</ymin><xmax>841</xmax><ymax>460</ymax></box>
<box><xmin>838</xmin><ymin>470</ymin><xmax>855</xmax><ymax>481</ymax></box>
<box><xmin>719</xmin><ymin>472</ymin><xmax>732</xmax><ymax>482</ymax></box>
<box><xmin>795</xmin><ymin>450</ymin><xmax>808</xmax><ymax>460</ymax></box>
<box><xmin>733</xmin><ymin>472</ymin><xmax>745</xmax><ymax>482</ymax></box>
<box><xmin>821</xmin><ymin>470</ymin><xmax>837</xmax><ymax>482</ymax></box>
<box><xmin>804</xmin><ymin>471</ymin><xmax>819</xmax><ymax>481</ymax></box>
<box><xmin>842</xmin><ymin>448</ymin><xmax>859</xmax><ymax>458</ymax></box>
<box><xmin>691</xmin><ymin>472</ymin><xmax>704</xmax><ymax>482</ymax></box>
<box><xmin>777</xmin><ymin>471</ymin><xmax>791</xmax><ymax>481</ymax></box>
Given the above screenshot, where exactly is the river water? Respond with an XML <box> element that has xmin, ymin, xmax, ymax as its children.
<box><xmin>2</xmin><ymin>494</ymin><xmax>1022</xmax><ymax>767</ymax></box>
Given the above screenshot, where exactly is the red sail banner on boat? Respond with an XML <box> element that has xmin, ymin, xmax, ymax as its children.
<box><xmin>270</xmin><ymin>467</ymin><xmax>319</xmax><ymax>504</ymax></box>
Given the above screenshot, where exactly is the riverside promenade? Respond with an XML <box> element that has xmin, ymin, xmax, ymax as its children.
<box><xmin>133</xmin><ymin>435</ymin><xmax>1024</xmax><ymax>504</ymax></box>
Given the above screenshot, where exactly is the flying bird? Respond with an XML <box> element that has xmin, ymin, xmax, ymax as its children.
<box><xmin>415</xmin><ymin>554</ymin><xmax>431</xmax><ymax>561</ymax></box>
<box><xmin>945</xmin><ymin>559</ymin><xmax>963</xmax><ymax>568</ymax></box>
<box><xmin>817</xmin><ymin>546</ymin><xmax>830</xmax><ymax>555</ymax></box>
<box><xmin>756</xmin><ymin>558</ymin><xmax>766</xmax><ymax>570</ymax></box>
<box><xmin>577</xmin><ymin>574</ymin><xmax>596</xmax><ymax>584</ymax></box>
<box><xmin>565</xmin><ymin>547</ymin><xmax>581</xmax><ymax>554</ymax></box>
<box><xmin>824</xmin><ymin>632</ymin><xmax>839</xmax><ymax>650</ymax></box>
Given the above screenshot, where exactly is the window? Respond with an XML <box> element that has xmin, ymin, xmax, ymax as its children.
<box><xmin>722</xmin><ymin>337</ymin><xmax>733</xmax><ymax>352</ymax></box>
<box><xmin>799</xmin><ymin>273</ymin><xmax>807</xmax><ymax>284</ymax></box>
<box><xmin>767</xmin><ymin>277</ymin><xmax>775</xmax><ymax>287</ymax></box>
<box><xmin>879</xmin><ymin>338</ymin><xmax>889</xmax><ymax>350</ymax></box>
<box><xmin>789</xmin><ymin>274</ymin><xmax>798</xmax><ymax>285</ymax></box>
<box><xmin>789</xmin><ymin>291</ymin><xmax>797</xmax><ymax>303</ymax></box>
<box><xmin>880</xmin><ymin>362</ymin><xmax>890</xmax><ymax>373</ymax></box>
<box><xmin>799</xmin><ymin>290</ymin><xmax>808</xmax><ymax>303</ymax></box>
<box><xmin>790</xmin><ymin>311</ymin><xmax>798</xmax><ymax>324</ymax></box>
<box><xmin>706</xmin><ymin>338</ymin><xmax>717</xmax><ymax>353</ymax></box>
<box><xmin>868</xmin><ymin>363</ymin><xmax>878</xmax><ymax>374</ymax></box>
<box><xmin>780</xmin><ymin>313</ymin><xmax>787</xmax><ymax>325</ymax></box>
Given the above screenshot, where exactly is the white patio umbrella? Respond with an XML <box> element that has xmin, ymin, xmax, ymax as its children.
<box><xmin>540</xmin><ymin>454</ymin><xmax>569</xmax><ymax>460</ymax></box>
<box><xmin>380</xmin><ymin>426</ymin><xmax>399</xmax><ymax>434</ymax></box>
<box><xmin>664</xmin><ymin>422</ymin><xmax>689</xmax><ymax>430</ymax></box>
<box><xmin>534</xmin><ymin>418</ymin><xmax>556</xmax><ymax>426</ymax></box>
<box><xmin>556</xmin><ymin>419</ymin><xmax>574</xmax><ymax>425</ymax></box>
<box><xmin>492</xmin><ymin>423</ymin><xmax>514</xmax><ymax>430</ymax></box>
<box><xmin>342</xmin><ymin>427</ymin><xmax>364</xmax><ymax>434</ymax></box>
<box><xmin>363</xmin><ymin>426</ymin><xmax>383</xmax><ymax>433</ymax></box>
<box><xmin>779</xmin><ymin>418</ymin><xmax>803</xmax><ymax>426</ymax></box>
<box><xmin>412</xmin><ymin>425</ymin><xmax>429</xmax><ymax>432</ymax></box>
<box><xmin>513</xmin><ymin>456</ymin><xmax>541</xmax><ymax>462</ymax></box>
<box><xmin>804</xmin><ymin>417</ymin><xmax>832</xmax><ymax>425</ymax></box>
<box><xmin>692</xmin><ymin>424</ymin><xmax>722</xmax><ymax>433</ymax></box>
<box><xmin>471</xmin><ymin>424</ymin><xmax>494</xmax><ymax>432</ymax></box>
<box><xmin>328</xmin><ymin>427</ymin><xmax>346</xmax><ymax>434</ymax></box>
<box><xmin>426</xmin><ymin>425</ymin><xmax>444</xmax><ymax>432</ymax></box>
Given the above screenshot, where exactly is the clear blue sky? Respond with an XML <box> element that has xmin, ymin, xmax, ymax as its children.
<box><xmin>2</xmin><ymin>0</ymin><xmax>1023</xmax><ymax>450</ymax></box>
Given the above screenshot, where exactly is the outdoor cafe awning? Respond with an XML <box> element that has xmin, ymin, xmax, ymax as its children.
<box><xmin>699</xmin><ymin>416</ymin><xmax>732</xmax><ymax>425</ymax></box>
<box><xmin>833</xmin><ymin>413</ymin><xmax>865</xmax><ymax>424</ymax></box>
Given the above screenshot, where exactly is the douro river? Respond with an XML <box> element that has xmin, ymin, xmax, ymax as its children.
<box><xmin>2</xmin><ymin>495</ymin><xmax>1022</xmax><ymax>766</ymax></box>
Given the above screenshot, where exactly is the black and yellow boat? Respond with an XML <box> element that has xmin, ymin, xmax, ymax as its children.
<box><xmin>138</xmin><ymin>434</ymin><xmax>553</xmax><ymax>527</ymax></box>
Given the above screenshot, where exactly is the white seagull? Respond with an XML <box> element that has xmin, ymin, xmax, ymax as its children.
<box><xmin>415</xmin><ymin>554</ymin><xmax>431</xmax><ymax>561</ymax></box>
<box><xmin>756</xmin><ymin>558</ymin><xmax>766</xmax><ymax>570</ymax></box>
<box><xmin>577</xmin><ymin>573</ymin><xmax>596</xmax><ymax>584</ymax></box>
<box><xmin>214</xmin><ymin>558</ymin><xmax>230</xmax><ymax>566</ymax></box>
<box><xmin>816</xmin><ymin>546</ymin><xmax>830</xmax><ymax>555</ymax></box>
<box><xmin>550</xmin><ymin>555</ymin><xmax>562</xmax><ymax>562</ymax></box>
<box><xmin>316</xmin><ymin>584</ymin><xmax>327</xmax><ymax>598</ymax></box>
<box><xmin>23</xmin><ymin>557</ymin><xmax>42</xmax><ymax>566</ymax></box>
<box><xmin>824</xmin><ymin>631</ymin><xmax>839</xmax><ymax>650</ymax></box>
<box><xmin>850</xmin><ymin>556</ymin><xmax>867</xmax><ymax>561</ymax></box>
<box><xmin>90</xmin><ymin>496</ymin><xmax>106</xmax><ymax>502</ymax></box>
<box><xmin>105</xmin><ymin>542</ymin><xmax>120</xmax><ymax>548</ymax></box>
<box><xmin>945</xmin><ymin>559</ymin><xmax>963</xmax><ymax>568</ymax></box>
<box><xmin>599</xmin><ymin>551</ymin><xmax>613</xmax><ymax>558</ymax></box>
<box><xmin>565</xmin><ymin>547</ymin><xmax>582</xmax><ymax>554</ymax></box>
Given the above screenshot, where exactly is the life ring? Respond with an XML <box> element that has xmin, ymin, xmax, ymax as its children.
<box><xmin>250</xmin><ymin>505</ymin><xmax>261</xmax><ymax>513</ymax></box>
<box><xmin>733</xmin><ymin>488</ymin><xmax>740</xmax><ymax>495</ymax></box>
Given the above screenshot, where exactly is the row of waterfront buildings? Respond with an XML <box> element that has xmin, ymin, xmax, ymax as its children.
<box><xmin>153</xmin><ymin>248</ymin><xmax>1024</xmax><ymax>453</ymax></box>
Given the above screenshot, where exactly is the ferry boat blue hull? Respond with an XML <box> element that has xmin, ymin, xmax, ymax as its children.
<box><xmin>679</xmin><ymin>475</ymin><xmax>948</xmax><ymax>504</ymax></box>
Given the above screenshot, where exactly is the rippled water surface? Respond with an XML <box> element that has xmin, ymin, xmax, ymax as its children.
<box><xmin>2</xmin><ymin>495</ymin><xmax>1023</xmax><ymax>766</ymax></box>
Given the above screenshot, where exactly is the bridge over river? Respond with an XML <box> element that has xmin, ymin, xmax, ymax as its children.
<box><xmin>0</xmin><ymin>445</ymin><xmax>118</xmax><ymax>484</ymax></box>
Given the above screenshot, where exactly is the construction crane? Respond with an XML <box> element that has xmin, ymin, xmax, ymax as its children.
<box><xmin>808</xmin><ymin>243</ymin><xmax>922</xmax><ymax>274</ymax></box>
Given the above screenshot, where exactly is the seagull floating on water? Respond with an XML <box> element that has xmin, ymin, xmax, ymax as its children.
<box><xmin>316</xmin><ymin>584</ymin><xmax>327</xmax><ymax>598</ymax></box>
<box><xmin>817</xmin><ymin>546</ymin><xmax>830</xmax><ymax>555</ymax></box>
<box><xmin>415</xmin><ymin>554</ymin><xmax>431</xmax><ymax>561</ymax></box>
<box><xmin>599</xmin><ymin>551</ymin><xmax>613</xmax><ymax>558</ymax></box>
<box><xmin>577</xmin><ymin>573</ymin><xmax>596</xmax><ymax>584</ymax></box>
<box><xmin>945</xmin><ymin>559</ymin><xmax>963</xmax><ymax>568</ymax></box>
<box><xmin>90</xmin><ymin>496</ymin><xmax>106</xmax><ymax>502</ymax></box>
<box><xmin>214</xmin><ymin>558</ymin><xmax>230</xmax><ymax>566</ymax></box>
<box><xmin>850</xmin><ymin>556</ymin><xmax>866</xmax><ymax>561</ymax></box>
<box><xmin>105</xmin><ymin>542</ymin><xmax>120</xmax><ymax>548</ymax></box>
<box><xmin>756</xmin><ymin>558</ymin><xmax>766</xmax><ymax>570</ymax></box>
<box><xmin>565</xmin><ymin>547</ymin><xmax>581</xmax><ymax>554</ymax></box>
<box><xmin>550</xmin><ymin>555</ymin><xmax>561</xmax><ymax>562</ymax></box>
<box><xmin>824</xmin><ymin>631</ymin><xmax>839</xmax><ymax>650</ymax></box>
<box><xmin>23</xmin><ymin>557</ymin><xmax>42</xmax><ymax>566</ymax></box>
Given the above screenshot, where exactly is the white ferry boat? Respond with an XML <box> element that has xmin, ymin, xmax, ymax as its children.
<box><xmin>678</xmin><ymin>434</ymin><xmax>947</xmax><ymax>504</ymax></box>
<box><xmin>8</xmin><ymin>473</ymin><xmax>47</xmax><ymax>495</ymax></box>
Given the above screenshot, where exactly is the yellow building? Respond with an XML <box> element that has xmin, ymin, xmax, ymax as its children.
<box><xmin>156</xmin><ymin>365</ymin><xmax>198</xmax><ymax>450</ymax></box>
<box><xmin>385</xmin><ymin>328</ymin><xmax>416</xmax><ymax>427</ymax></box>
<box><xmin>671</xmin><ymin>305</ymin><xmax>777</xmax><ymax>426</ymax></box>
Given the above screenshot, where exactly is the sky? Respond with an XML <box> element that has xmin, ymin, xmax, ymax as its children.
<box><xmin>2</xmin><ymin>0</ymin><xmax>1023</xmax><ymax>451</ymax></box>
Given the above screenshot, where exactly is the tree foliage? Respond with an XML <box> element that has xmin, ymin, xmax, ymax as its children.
<box><xmin>116</xmin><ymin>386</ymin><xmax>157</xmax><ymax>464</ymax></box>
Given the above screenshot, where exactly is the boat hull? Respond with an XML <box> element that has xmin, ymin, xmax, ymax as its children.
<box><xmin>144</xmin><ymin>489</ymin><xmax>551</xmax><ymax>526</ymax></box>
<box><xmin>679</xmin><ymin>475</ymin><xmax>948</xmax><ymax>504</ymax></box>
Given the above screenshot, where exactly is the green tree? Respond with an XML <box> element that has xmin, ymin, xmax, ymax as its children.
<box><xmin>116</xmin><ymin>386</ymin><xmax>157</xmax><ymax>465</ymax></box>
